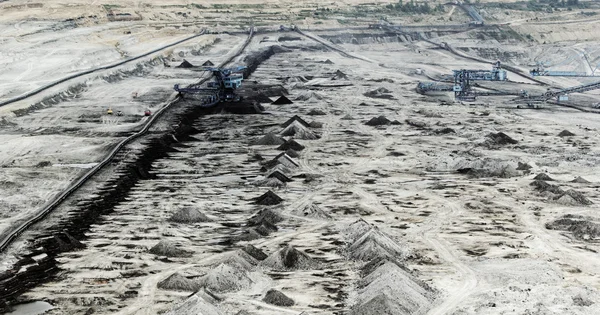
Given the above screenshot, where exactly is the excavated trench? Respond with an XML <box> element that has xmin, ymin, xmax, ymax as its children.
<box><xmin>0</xmin><ymin>44</ymin><xmax>281</xmax><ymax>310</ymax></box>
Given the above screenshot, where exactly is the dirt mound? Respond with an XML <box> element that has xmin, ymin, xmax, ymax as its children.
<box><xmin>307</xmin><ymin>109</ymin><xmax>327</xmax><ymax>116</ymax></box>
<box><xmin>164</xmin><ymin>293</ymin><xmax>223</xmax><ymax>315</ymax></box>
<box><xmin>558</xmin><ymin>130</ymin><xmax>575</xmax><ymax>137</ymax></box>
<box><xmin>262</xmin><ymin>153</ymin><xmax>299</xmax><ymax>169</ymax></box>
<box><xmin>177</xmin><ymin>59</ymin><xmax>194</xmax><ymax>68</ymax></box>
<box><xmin>350</xmin><ymin>258</ymin><xmax>436</xmax><ymax>315</ymax></box>
<box><xmin>233</xmin><ymin>229</ymin><xmax>263</xmax><ymax>242</ymax></box>
<box><xmin>253</xmin><ymin>177</ymin><xmax>286</xmax><ymax>188</ymax></box>
<box><xmin>253</xmin><ymin>132</ymin><xmax>285</xmax><ymax>145</ymax></box>
<box><xmin>333</xmin><ymin>70</ymin><xmax>348</xmax><ymax>80</ymax></box>
<box><xmin>291</xmin><ymin>202</ymin><xmax>331</xmax><ymax>219</ymax></box>
<box><xmin>458</xmin><ymin>165</ymin><xmax>519</xmax><ymax>178</ymax></box>
<box><xmin>294</xmin><ymin>91</ymin><xmax>324</xmax><ymax>102</ymax></box>
<box><xmin>243</xmin><ymin>244</ymin><xmax>268</xmax><ymax>261</ymax></box>
<box><xmin>309</xmin><ymin>121</ymin><xmax>323</xmax><ymax>128</ymax></box>
<box><xmin>157</xmin><ymin>273</ymin><xmax>200</xmax><ymax>291</ymax></box>
<box><xmin>405</xmin><ymin>119</ymin><xmax>427</xmax><ymax>129</ymax></box>
<box><xmin>348</xmin><ymin>228</ymin><xmax>411</xmax><ymax>261</ymax></box>
<box><xmin>250</xmin><ymin>93</ymin><xmax>273</xmax><ymax>103</ymax></box>
<box><xmin>323</xmin><ymin>59</ymin><xmax>334</xmax><ymax>64</ymax></box>
<box><xmin>364</xmin><ymin>87</ymin><xmax>394</xmax><ymax>99</ymax></box>
<box><xmin>169</xmin><ymin>207</ymin><xmax>211</xmax><ymax>223</ymax></box>
<box><xmin>434</xmin><ymin>127</ymin><xmax>455</xmax><ymax>134</ymax></box>
<box><xmin>571</xmin><ymin>176</ymin><xmax>591</xmax><ymax>184</ymax></box>
<box><xmin>263</xmin><ymin>164</ymin><xmax>292</xmax><ymax>175</ymax></box>
<box><xmin>248</xmin><ymin>208</ymin><xmax>284</xmax><ymax>226</ymax></box>
<box><xmin>516</xmin><ymin>162</ymin><xmax>532</xmax><ymax>171</ymax></box>
<box><xmin>341</xmin><ymin>114</ymin><xmax>354</xmax><ymax>120</ymax></box>
<box><xmin>267</xmin><ymin>170</ymin><xmax>292</xmax><ymax>182</ymax></box>
<box><xmin>281</xmin><ymin>115</ymin><xmax>310</xmax><ymax>128</ymax></box>
<box><xmin>202</xmin><ymin>60</ymin><xmax>215</xmax><ymax>66</ymax></box>
<box><xmin>486</xmin><ymin>132</ymin><xmax>518</xmax><ymax>145</ymax></box>
<box><xmin>280</xmin><ymin>121</ymin><xmax>318</xmax><ymax>140</ymax></box>
<box><xmin>214</xmin><ymin>250</ymin><xmax>258</xmax><ymax>270</ymax></box>
<box><xmin>365</xmin><ymin>116</ymin><xmax>391</xmax><ymax>126</ymax></box>
<box><xmin>278</xmin><ymin>35</ymin><xmax>301</xmax><ymax>41</ymax></box>
<box><xmin>555</xmin><ymin>189</ymin><xmax>593</xmax><ymax>206</ymax></box>
<box><xmin>252</xmin><ymin>190</ymin><xmax>284</xmax><ymax>205</ymax></box>
<box><xmin>200</xmin><ymin>263</ymin><xmax>252</xmax><ymax>292</ymax></box>
<box><xmin>530</xmin><ymin>180</ymin><xmax>564</xmax><ymax>195</ymax></box>
<box><xmin>263</xmin><ymin>289</ymin><xmax>295</xmax><ymax>306</ymax></box>
<box><xmin>285</xmin><ymin>149</ymin><xmax>299</xmax><ymax>158</ymax></box>
<box><xmin>534</xmin><ymin>173</ymin><xmax>554</xmax><ymax>181</ymax></box>
<box><xmin>261</xmin><ymin>245</ymin><xmax>319</xmax><ymax>270</ymax></box>
<box><xmin>272</xmin><ymin>95</ymin><xmax>293</xmax><ymax>105</ymax></box>
<box><xmin>546</xmin><ymin>214</ymin><xmax>600</xmax><ymax>241</ymax></box>
<box><xmin>343</xmin><ymin>219</ymin><xmax>373</xmax><ymax>243</ymax></box>
<box><xmin>149</xmin><ymin>240</ymin><xmax>191</xmax><ymax>257</ymax></box>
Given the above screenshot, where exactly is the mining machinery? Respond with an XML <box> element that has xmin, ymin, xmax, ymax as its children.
<box><xmin>452</xmin><ymin>61</ymin><xmax>507</xmax><ymax>101</ymax></box>
<box><xmin>174</xmin><ymin>66</ymin><xmax>247</xmax><ymax>105</ymax></box>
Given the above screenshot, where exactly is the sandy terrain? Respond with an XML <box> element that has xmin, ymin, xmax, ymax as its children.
<box><xmin>2</xmin><ymin>1</ymin><xmax>600</xmax><ymax>315</ymax></box>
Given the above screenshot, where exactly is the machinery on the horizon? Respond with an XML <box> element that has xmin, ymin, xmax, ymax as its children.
<box><xmin>530</xmin><ymin>50</ymin><xmax>600</xmax><ymax>77</ymax></box>
<box><xmin>174</xmin><ymin>66</ymin><xmax>248</xmax><ymax>105</ymax></box>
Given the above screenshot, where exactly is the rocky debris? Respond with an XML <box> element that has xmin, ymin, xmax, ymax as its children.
<box><xmin>555</xmin><ymin>189</ymin><xmax>593</xmax><ymax>206</ymax></box>
<box><xmin>516</xmin><ymin>162</ymin><xmax>532</xmax><ymax>171</ymax></box>
<box><xmin>148</xmin><ymin>240</ymin><xmax>191</xmax><ymax>257</ymax></box>
<box><xmin>263</xmin><ymin>289</ymin><xmax>295</xmax><ymax>306</ymax></box>
<box><xmin>291</xmin><ymin>202</ymin><xmax>331</xmax><ymax>219</ymax></box>
<box><xmin>307</xmin><ymin>109</ymin><xmax>327</xmax><ymax>115</ymax></box>
<box><xmin>405</xmin><ymin>119</ymin><xmax>427</xmax><ymax>129</ymax></box>
<box><xmin>558</xmin><ymin>130</ymin><xmax>575</xmax><ymax>137</ymax></box>
<box><xmin>242</xmin><ymin>244</ymin><xmax>268</xmax><ymax>261</ymax></box>
<box><xmin>546</xmin><ymin>214</ymin><xmax>600</xmax><ymax>241</ymax></box>
<box><xmin>364</xmin><ymin>87</ymin><xmax>394</xmax><ymax>99</ymax></box>
<box><xmin>486</xmin><ymin>132</ymin><xmax>518</xmax><ymax>145</ymax></box>
<box><xmin>571</xmin><ymin>176</ymin><xmax>591</xmax><ymax>184</ymax></box>
<box><xmin>169</xmin><ymin>207</ymin><xmax>211</xmax><ymax>223</ymax></box>
<box><xmin>281</xmin><ymin>115</ymin><xmax>310</xmax><ymax>128</ymax></box>
<box><xmin>253</xmin><ymin>132</ymin><xmax>286</xmax><ymax>145</ymax></box>
<box><xmin>280</xmin><ymin>121</ymin><xmax>318</xmax><ymax>140</ymax></box>
<box><xmin>157</xmin><ymin>273</ymin><xmax>200</xmax><ymax>291</ymax></box>
<box><xmin>202</xmin><ymin>60</ymin><xmax>215</xmax><ymax>66</ymax></box>
<box><xmin>573</xmin><ymin>295</ymin><xmax>595</xmax><ymax>307</ymax></box>
<box><xmin>200</xmin><ymin>263</ymin><xmax>252</xmax><ymax>292</ymax></box>
<box><xmin>177</xmin><ymin>59</ymin><xmax>194</xmax><ymax>68</ymax></box>
<box><xmin>261</xmin><ymin>245</ymin><xmax>319</xmax><ymax>270</ymax></box>
<box><xmin>350</xmin><ymin>257</ymin><xmax>436</xmax><ymax>315</ymax></box>
<box><xmin>164</xmin><ymin>292</ymin><xmax>223</xmax><ymax>315</ymax></box>
<box><xmin>530</xmin><ymin>180</ymin><xmax>564</xmax><ymax>195</ymax></box>
<box><xmin>434</xmin><ymin>127</ymin><xmax>455</xmax><ymax>134</ymax></box>
<box><xmin>365</xmin><ymin>116</ymin><xmax>391</xmax><ymax>126</ymax></box>
<box><xmin>252</xmin><ymin>191</ymin><xmax>284</xmax><ymax>205</ymax></box>
<box><xmin>272</xmin><ymin>95</ymin><xmax>293</xmax><ymax>105</ymax></box>
<box><xmin>248</xmin><ymin>208</ymin><xmax>284</xmax><ymax>226</ymax></box>
<box><xmin>534</xmin><ymin>173</ymin><xmax>554</xmax><ymax>181</ymax></box>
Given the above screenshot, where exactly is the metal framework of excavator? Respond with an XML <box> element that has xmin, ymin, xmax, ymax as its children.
<box><xmin>174</xmin><ymin>66</ymin><xmax>247</xmax><ymax>105</ymax></box>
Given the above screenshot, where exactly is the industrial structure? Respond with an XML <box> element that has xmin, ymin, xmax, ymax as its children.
<box><xmin>417</xmin><ymin>61</ymin><xmax>508</xmax><ymax>101</ymax></box>
<box><xmin>174</xmin><ymin>66</ymin><xmax>247</xmax><ymax>105</ymax></box>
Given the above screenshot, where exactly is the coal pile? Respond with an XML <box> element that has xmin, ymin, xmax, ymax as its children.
<box><xmin>261</xmin><ymin>245</ymin><xmax>319</xmax><ymax>270</ymax></box>
<box><xmin>363</xmin><ymin>87</ymin><xmax>394</xmax><ymax>99</ymax></box>
<box><xmin>486</xmin><ymin>132</ymin><xmax>518</xmax><ymax>145</ymax></box>
<box><xmin>555</xmin><ymin>189</ymin><xmax>593</xmax><ymax>206</ymax></box>
<box><xmin>202</xmin><ymin>60</ymin><xmax>215</xmax><ymax>66</ymax></box>
<box><xmin>253</xmin><ymin>132</ymin><xmax>285</xmax><ymax>145</ymax></box>
<box><xmin>280</xmin><ymin>121</ymin><xmax>318</xmax><ymax>140</ymax></box>
<box><xmin>281</xmin><ymin>115</ymin><xmax>310</xmax><ymax>128</ymax></box>
<box><xmin>291</xmin><ymin>202</ymin><xmax>331</xmax><ymax>219</ymax></box>
<box><xmin>534</xmin><ymin>173</ymin><xmax>554</xmax><ymax>181</ymax></box>
<box><xmin>558</xmin><ymin>130</ymin><xmax>575</xmax><ymax>137</ymax></box>
<box><xmin>149</xmin><ymin>240</ymin><xmax>192</xmax><ymax>257</ymax></box>
<box><xmin>242</xmin><ymin>244</ymin><xmax>268</xmax><ymax>261</ymax></box>
<box><xmin>263</xmin><ymin>289</ymin><xmax>295</xmax><ymax>306</ymax></box>
<box><xmin>546</xmin><ymin>214</ymin><xmax>600</xmax><ymax>241</ymax></box>
<box><xmin>252</xmin><ymin>190</ymin><xmax>284</xmax><ymax>205</ymax></box>
<box><xmin>365</xmin><ymin>116</ymin><xmax>391</xmax><ymax>126</ymax></box>
<box><xmin>272</xmin><ymin>95</ymin><xmax>293</xmax><ymax>105</ymax></box>
<box><xmin>307</xmin><ymin>109</ymin><xmax>327</xmax><ymax>116</ymax></box>
<box><xmin>157</xmin><ymin>273</ymin><xmax>200</xmax><ymax>291</ymax></box>
<box><xmin>571</xmin><ymin>176</ymin><xmax>591</xmax><ymax>184</ymax></box>
<box><xmin>177</xmin><ymin>59</ymin><xmax>194</xmax><ymax>68</ymax></box>
<box><xmin>169</xmin><ymin>207</ymin><xmax>211</xmax><ymax>223</ymax></box>
<box><xmin>530</xmin><ymin>180</ymin><xmax>564</xmax><ymax>195</ymax></box>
